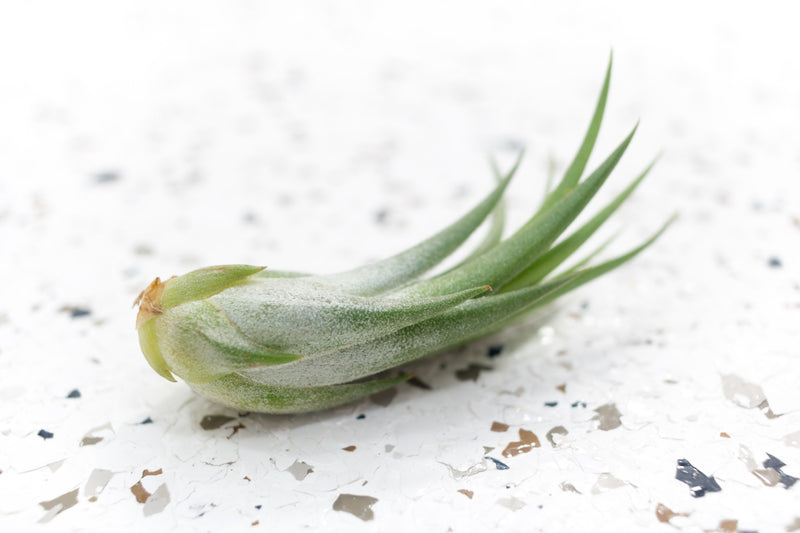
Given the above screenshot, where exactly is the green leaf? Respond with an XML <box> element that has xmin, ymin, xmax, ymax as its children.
<box><xmin>190</xmin><ymin>373</ymin><xmax>411</xmax><ymax>414</ymax></box>
<box><xmin>538</xmin><ymin>53</ymin><xmax>612</xmax><ymax>213</ymax></box>
<box><xmin>318</xmin><ymin>151</ymin><xmax>523</xmax><ymax>296</ymax></box>
<box><xmin>240</xmin><ymin>278</ymin><xmax>571</xmax><ymax>388</ymax></box>
<box><xmin>402</xmin><ymin>124</ymin><xmax>637</xmax><ymax>297</ymax></box>
<box><xmin>501</xmin><ymin>158</ymin><xmax>655</xmax><ymax>292</ymax></box>
<box><xmin>435</xmin><ymin>157</ymin><xmax>509</xmax><ymax>276</ymax></box>
<box><xmin>526</xmin><ymin>214</ymin><xmax>677</xmax><ymax>308</ymax></box>
<box><xmin>161</xmin><ymin>265</ymin><xmax>265</xmax><ymax>310</ymax></box>
<box><xmin>137</xmin><ymin>319</ymin><xmax>176</xmax><ymax>382</ymax></box>
<box><xmin>157</xmin><ymin>300</ymin><xmax>303</xmax><ymax>384</ymax></box>
<box><xmin>210</xmin><ymin>278</ymin><xmax>491</xmax><ymax>354</ymax></box>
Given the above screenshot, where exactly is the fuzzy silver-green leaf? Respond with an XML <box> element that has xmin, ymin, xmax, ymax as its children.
<box><xmin>135</xmin><ymin>58</ymin><xmax>673</xmax><ymax>414</ymax></box>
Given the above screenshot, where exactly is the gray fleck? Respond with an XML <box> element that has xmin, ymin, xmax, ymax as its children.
<box><xmin>440</xmin><ymin>460</ymin><xmax>488</xmax><ymax>480</ymax></box>
<box><xmin>142</xmin><ymin>484</ymin><xmax>170</xmax><ymax>517</ymax></box>
<box><xmin>721</xmin><ymin>374</ymin><xmax>766</xmax><ymax>409</ymax></box>
<box><xmin>84</xmin><ymin>469</ymin><xmax>114</xmax><ymax>497</ymax></box>
<box><xmin>497</xmin><ymin>496</ymin><xmax>526</xmax><ymax>511</ymax></box>
<box><xmin>784</xmin><ymin>430</ymin><xmax>800</xmax><ymax>449</ymax></box>
<box><xmin>593</xmin><ymin>403</ymin><xmax>622</xmax><ymax>431</ymax></box>
<box><xmin>39</xmin><ymin>488</ymin><xmax>79</xmax><ymax>523</ymax></box>
<box><xmin>81</xmin><ymin>422</ymin><xmax>114</xmax><ymax>447</ymax></box>
<box><xmin>455</xmin><ymin>363</ymin><xmax>493</xmax><ymax>382</ymax></box>
<box><xmin>200</xmin><ymin>415</ymin><xmax>235</xmax><ymax>430</ymax></box>
<box><xmin>559</xmin><ymin>481</ymin><xmax>581</xmax><ymax>494</ymax></box>
<box><xmin>591</xmin><ymin>473</ymin><xmax>630</xmax><ymax>494</ymax></box>
<box><xmin>369</xmin><ymin>387</ymin><xmax>397</xmax><ymax>407</ymax></box>
<box><xmin>546</xmin><ymin>426</ymin><xmax>568</xmax><ymax>447</ymax></box>
<box><xmin>332</xmin><ymin>493</ymin><xmax>378</xmax><ymax>521</ymax></box>
<box><xmin>286</xmin><ymin>460</ymin><xmax>314</xmax><ymax>481</ymax></box>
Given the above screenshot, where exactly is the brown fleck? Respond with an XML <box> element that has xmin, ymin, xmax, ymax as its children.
<box><xmin>457</xmin><ymin>489</ymin><xmax>474</xmax><ymax>499</ymax></box>
<box><xmin>252</xmin><ymin>521</ymin><xmax>259</xmax><ymax>526</ymax></box>
<box><xmin>369</xmin><ymin>387</ymin><xmax>397</xmax><ymax>407</ymax></box>
<box><xmin>130</xmin><ymin>481</ymin><xmax>151</xmax><ymax>503</ymax></box>
<box><xmin>720</xmin><ymin>432</ymin><xmax>731</xmax><ymax>438</ymax></box>
<box><xmin>593</xmin><ymin>403</ymin><xmax>623</xmax><ymax>431</ymax></box>
<box><xmin>546</xmin><ymin>426</ymin><xmax>568</xmax><ymax>447</ymax></box>
<box><xmin>490</xmin><ymin>421</ymin><xmax>509</xmax><ymax>432</ymax></box>
<box><xmin>142</xmin><ymin>468</ymin><xmax>163</xmax><ymax>478</ymax></box>
<box><xmin>718</xmin><ymin>519</ymin><xmax>738</xmax><ymax>532</ymax></box>
<box><xmin>227</xmin><ymin>422</ymin><xmax>246</xmax><ymax>439</ymax></box>
<box><xmin>80</xmin><ymin>436</ymin><xmax>103</xmax><ymax>446</ymax></box>
<box><xmin>342</xmin><ymin>445</ymin><xmax>356</xmax><ymax>452</ymax></box>
<box><xmin>455</xmin><ymin>363</ymin><xmax>492</xmax><ymax>382</ymax></box>
<box><xmin>88</xmin><ymin>496</ymin><xmax>97</xmax><ymax>502</ymax></box>
<box><xmin>244</xmin><ymin>476</ymin><xmax>252</xmax><ymax>481</ymax></box>
<box><xmin>502</xmin><ymin>428</ymin><xmax>541</xmax><ymax>457</ymax></box>
<box><xmin>655</xmin><ymin>503</ymin><xmax>688</xmax><ymax>523</ymax></box>
<box><xmin>39</xmin><ymin>489</ymin><xmax>79</xmax><ymax>522</ymax></box>
<box><xmin>332</xmin><ymin>494</ymin><xmax>378</xmax><ymax>521</ymax></box>
<box><xmin>556</xmin><ymin>383</ymin><xmax>566</xmax><ymax>393</ymax></box>
<box><xmin>200</xmin><ymin>415</ymin><xmax>235</xmax><ymax>430</ymax></box>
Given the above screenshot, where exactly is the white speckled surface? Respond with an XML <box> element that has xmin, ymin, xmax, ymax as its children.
<box><xmin>1</xmin><ymin>1</ymin><xmax>799</xmax><ymax>531</ymax></box>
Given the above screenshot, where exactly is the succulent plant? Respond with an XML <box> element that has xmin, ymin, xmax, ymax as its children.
<box><xmin>135</xmin><ymin>58</ymin><xmax>672</xmax><ymax>413</ymax></box>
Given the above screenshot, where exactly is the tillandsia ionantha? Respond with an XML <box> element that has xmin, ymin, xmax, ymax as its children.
<box><xmin>135</xmin><ymin>57</ymin><xmax>674</xmax><ymax>414</ymax></box>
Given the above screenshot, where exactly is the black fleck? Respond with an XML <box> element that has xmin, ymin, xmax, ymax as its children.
<box><xmin>356</xmin><ymin>414</ymin><xmax>366</xmax><ymax>420</ymax></box>
<box><xmin>487</xmin><ymin>344</ymin><xmax>504</xmax><ymax>358</ymax></box>
<box><xmin>768</xmin><ymin>256</ymin><xmax>783</xmax><ymax>268</ymax></box>
<box><xmin>484</xmin><ymin>456</ymin><xmax>510</xmax><ymax>470</ymax></box>
<box><xmin>66</xmin><ymin>389</ymin><xmax>81</xmax><ymax>399</ymax></box>
<box><xmin>544</xmin><ymin>401</ymin><xmax>558</xmax><ymax>407</ymax></box>
<box><xmin>140</xmin><ymin>417</ymin><xmax>153</xmax><ymax>425</ymax></box>
<box><xmin>94</xmin><ymin>171</ymin><xmax>120</xmax><ymax>183</ymax></box>
<box><xmin>763</xmin><ymin>453</ymin><xmax>798</xmax><ymax>489</ymax></box>
<box><xmin>38</xmin><ymin>429</ymin><xmax>54</xmax><ymax>440</ymax></box>
<box><xmin>255</xmin><ymin>505</ymin><xmax>262</xmax><ymax>510</ymax></box>
<box><xmin>407</xmin><ymin>376</ymin><xmax>432</xmax><ymax>390</ymax></box>
<box><xmin>675</xmin><ymin>458</ymin><xmax>721</xmax><ymax>497</ymax></box>
<box><xmin>570</xmin><ymin>401</ymin><xmax>587</xmax><ymax>408</ymax></box>
<box><xmin>63</xmin><ymin>306</ymin><xmax>91</xmax><ymax>319</ymax></box>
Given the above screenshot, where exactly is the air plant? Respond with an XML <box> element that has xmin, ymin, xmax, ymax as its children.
<box><xmin>135</xmin><ymin>58</ymin><xmax>673</xmax><ymax>413</ymax></box>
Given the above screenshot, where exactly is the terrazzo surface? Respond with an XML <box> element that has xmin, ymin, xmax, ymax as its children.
<box><xmin>1</xmin><ymin>2</ymin><xmax>799</xmax><ymax>531</ymax></box>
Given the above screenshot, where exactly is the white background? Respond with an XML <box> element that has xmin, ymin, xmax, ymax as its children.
<box><xmin>1</xmin><ymin>1</ymin><xmax>799</xmax><ymax>531</ymax></box>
